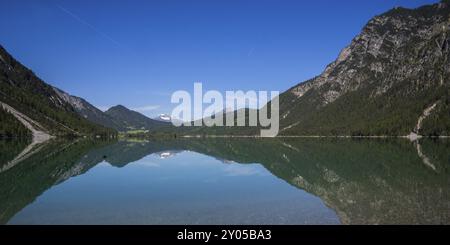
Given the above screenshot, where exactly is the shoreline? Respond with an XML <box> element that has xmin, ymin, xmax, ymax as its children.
<box><xmin>180</xmin><ymin>135</ymin><xmax>450</xmax><ymax>139</ymax></box>
<box><xmin>3</xmin><ymin>134</ymin><xmax>449</xmax><ymax>140</ymax></box>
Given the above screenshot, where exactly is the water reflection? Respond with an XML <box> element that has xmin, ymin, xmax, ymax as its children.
<box><xmin>0</xmin><ymin>137</ymin><xmax>448</xmax><ymax>224</ymax></box>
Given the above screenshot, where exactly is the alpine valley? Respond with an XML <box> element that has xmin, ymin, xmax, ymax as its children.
<box><xmin>184</xmin><ymin>0</ymin><xmax>450</xmax><ymax>137</ymax></box>
<box><xmin>1</xmin><ymin>0</ymin><xmax>450</xmax><ymax>228</ymax></box>
<box><xmin>1</xmin><ymin>1</ymin><xmax>450</xmax><ymax>139</ymax></box>
<box><xmin>0</xmin><ymin>45</ymin><xmax>169</xmax><ymax>139</ymax></box>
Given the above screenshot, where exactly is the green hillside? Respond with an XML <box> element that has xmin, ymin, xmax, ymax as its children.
<box><xmin>0</xmin><ymin>45</ymin><xmax>116</xmax><ymax>137</ymax></box>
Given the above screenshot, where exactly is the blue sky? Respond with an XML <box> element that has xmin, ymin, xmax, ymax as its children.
<box><xmin>0</xmin><ymin>0</ymin><xmax>439</xmax><ymax>117</ymax></box>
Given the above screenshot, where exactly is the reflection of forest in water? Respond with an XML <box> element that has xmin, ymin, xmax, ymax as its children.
<box><xmin>1</xmin><ymin>137</ymin><xmax>449</xmax><ymax>224</ymax></box>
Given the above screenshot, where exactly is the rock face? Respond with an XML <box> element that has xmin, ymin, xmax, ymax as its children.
<box><xmin>53</xmin><ymin>87</ymin><xmax>125</xmax><ymax>131</ymax></box>
<box><xmin>279</xmin><ymin>1</ymin><xmax>450</xmax><ymax>136</ymax></box>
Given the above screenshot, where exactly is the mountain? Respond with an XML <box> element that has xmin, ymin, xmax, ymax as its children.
<box><xmin>154</xmin><ymin>114</ymin><xmax>172</xmax><ymax>122</ymax></box>
<box><xmin>52</xmin><ymin>89</ymin><xmax>171</xmax><ymax>132</ymax></box>
<box><xmin>52</xmin><ymin>88</ymin><xmax>125</xmax><ymax>131</ymax></box>
<box><xmin>2</xmin><ymin>1</ymin><xmax>448</xmax><ymax>138</ymax></box>
<box><xmin>105</xmin><ymin>105</ymin><xmax>169</xmax><ymax>131</ymax></box>
<box><xmin>0</xmin><ymin>45</ymin><xmax>116</xmax><ymax>137</ymax></box>
<box><xmin>277</xmin><ymin>1</ymin><xmax>450</xmax><ymax>136</ymax></box>
<box><xmin>0</xmin><ymin>44</ymin><xmax>169</xmax><ymax>135</ymax></box>
<box><xmin>182</xmin><ymin>1</ymin><xmax>450</xmax><ymax>137</ymax></box>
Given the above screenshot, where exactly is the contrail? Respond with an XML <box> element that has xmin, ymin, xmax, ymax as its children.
<box><xmin>57</xmin><ymin>4</ymin><xmax>122</xmax><ymax>47</ymax></box>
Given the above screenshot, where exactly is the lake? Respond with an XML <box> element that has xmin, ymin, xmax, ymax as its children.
<box><xmin>0</xmin><ymin>138</ymin><xmax>449</xmax><ymax>224</ymax></box>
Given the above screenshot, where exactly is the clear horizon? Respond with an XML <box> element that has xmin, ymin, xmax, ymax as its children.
<box><xmin>0</xmin><ymin>0</ymin><xmax>438</xmax><ymax>118</ymax></box>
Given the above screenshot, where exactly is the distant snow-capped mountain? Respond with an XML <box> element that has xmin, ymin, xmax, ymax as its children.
<box><xmin>154</xmin><ymin>114</ymin><xmax>172</xmax><ymax>122</ymax></box>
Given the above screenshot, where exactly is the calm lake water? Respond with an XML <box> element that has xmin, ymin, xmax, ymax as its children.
<box><xmin>0</xmin><ymin>138</ymin><xmax>449</xmax><ymax>224</ymax></box>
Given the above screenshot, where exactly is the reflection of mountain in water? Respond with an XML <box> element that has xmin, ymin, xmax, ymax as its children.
<box><xmin>157</xmin><ymin>150</ymin><xmax>182</xmax><ymax>159</ymax></box>
<box><xmin>0</xmin><ymin>139</ymin><xmax>113</xmax><ymax>224</ymax></box>
<box><xmin>78</xmin><ymin>140</ymin><xmax>188</xmax><ymax>167</ymax></box>
<box><xmin>0</xmin><ymin>138</ymin><xmax>449</xmax><ymax>224</ymax></box>
<box><xmin>198</xmin><ymin>138</ymin><xmax>450</xmax><ymax>224</ymax></box>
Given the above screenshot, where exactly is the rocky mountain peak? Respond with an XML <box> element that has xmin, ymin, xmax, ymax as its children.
<box><xmin>290</xmin><ymin>1</ymin><xmax>450</xmax><ymax>105</ymax></box>
<box><xmin>278</xmin><ymin>1</ymin><xmax>450</xmax><ymax>136</ymax></box>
